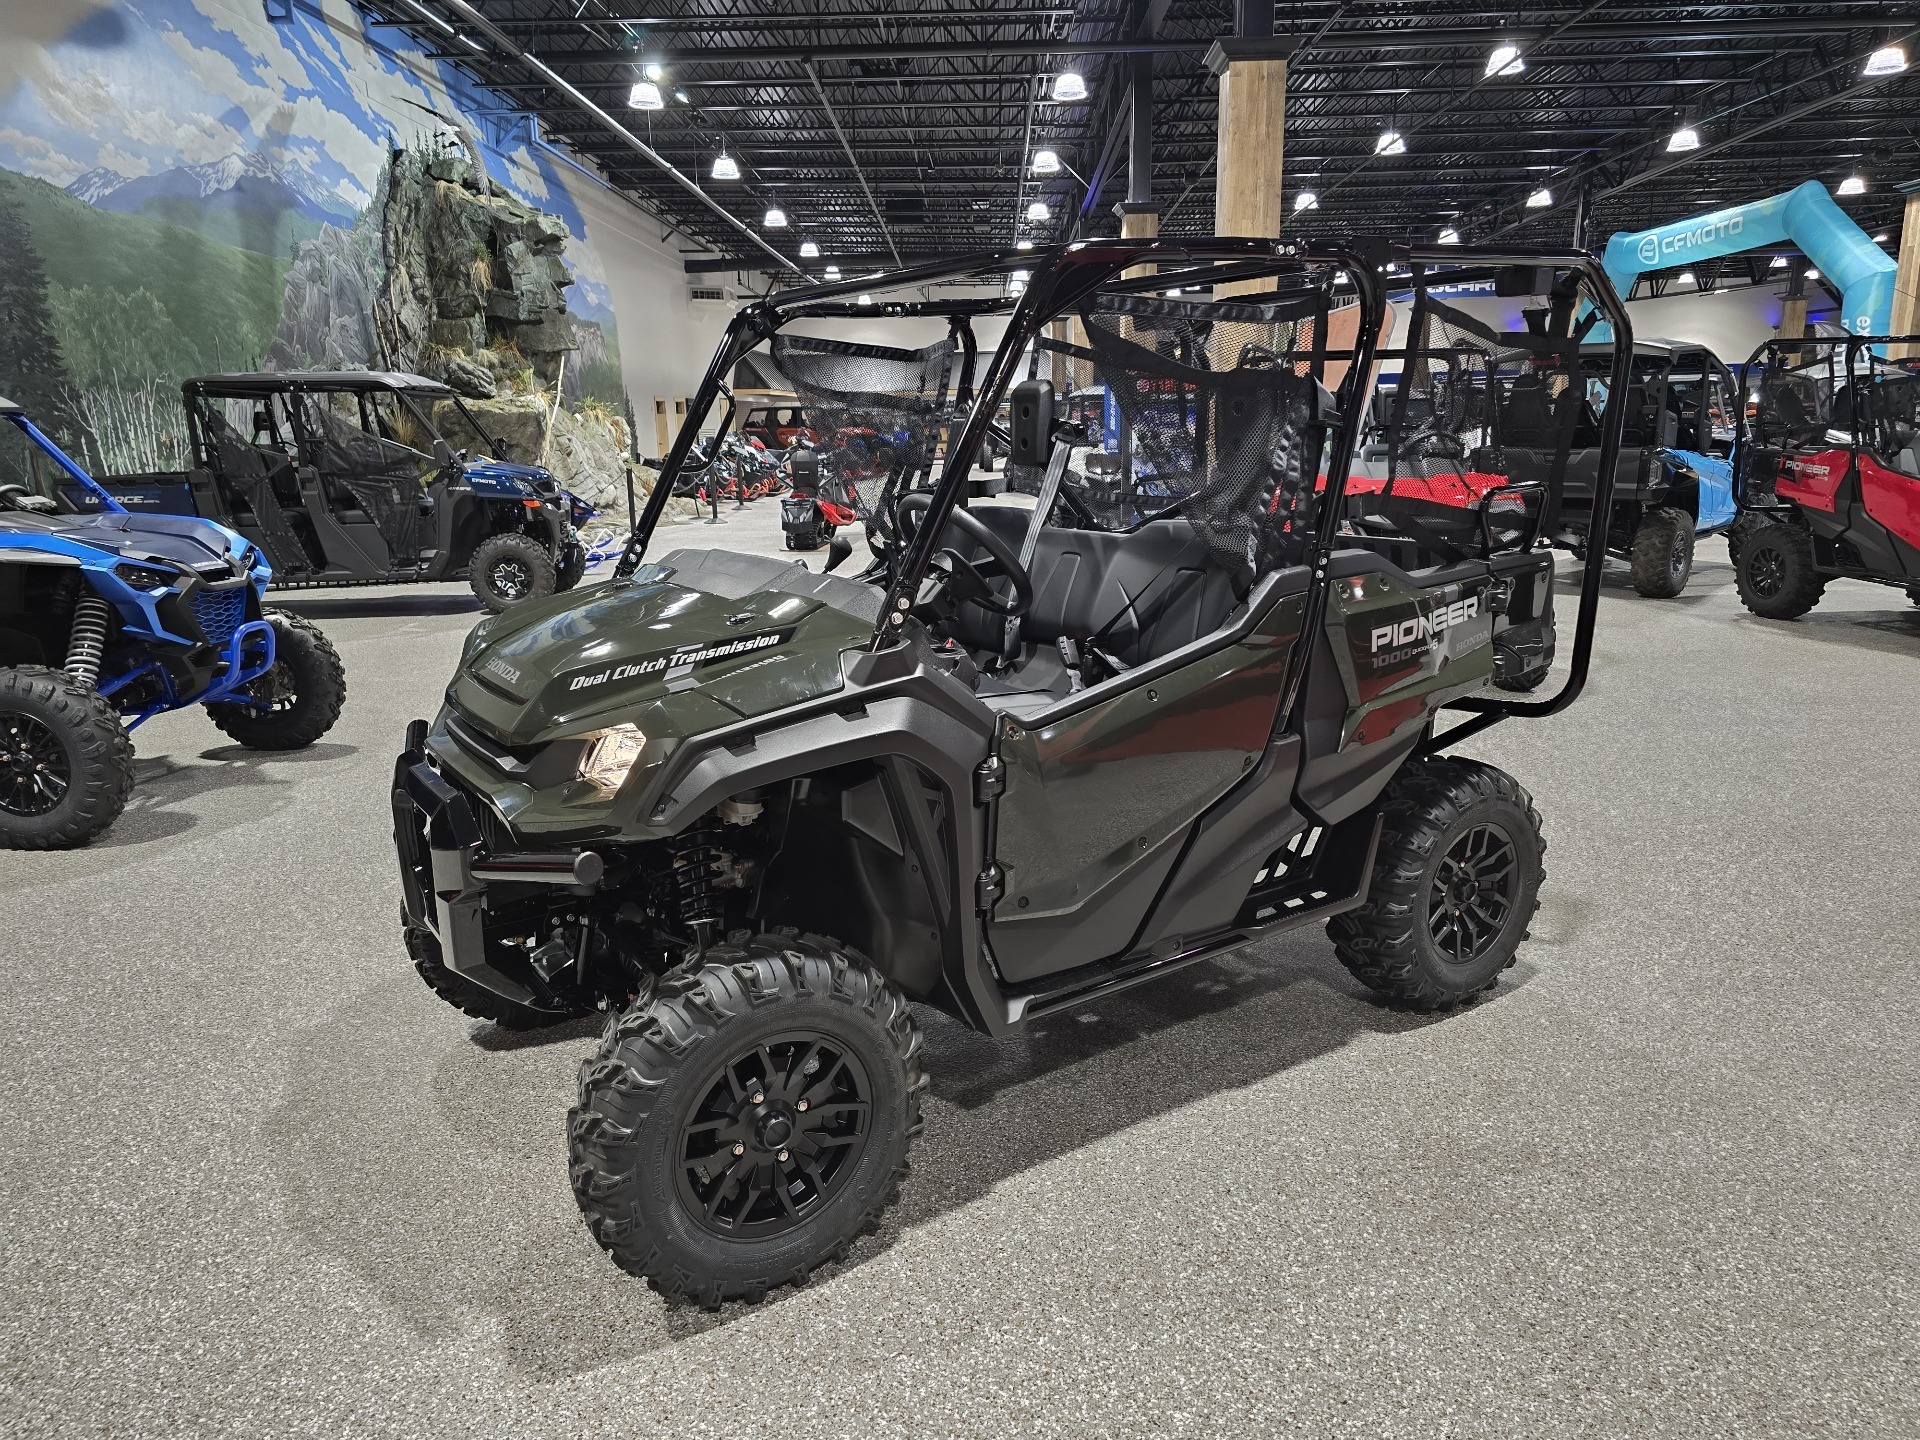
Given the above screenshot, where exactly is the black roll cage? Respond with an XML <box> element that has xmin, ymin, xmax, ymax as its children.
<box><xmin>1733</xmin><ymin>333</ymin><xmax>1920</xmax><ymax>490</ymax></box>
<box><xmin>614</xmin><ymin>238</ymin><xmax>1633</xmax><ymax>743</ymax></box>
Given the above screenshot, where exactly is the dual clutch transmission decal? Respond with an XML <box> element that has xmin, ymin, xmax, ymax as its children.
<box><xmin>563</xmin><ymin>628</ymin><xmax>796</xmax><ymax>693</ymax></box>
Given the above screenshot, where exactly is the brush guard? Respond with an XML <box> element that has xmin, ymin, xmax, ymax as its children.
<box><xmin>96</xmin><ymin>618</ymin><xmax>277</xmax><ymax>730</ymax></box>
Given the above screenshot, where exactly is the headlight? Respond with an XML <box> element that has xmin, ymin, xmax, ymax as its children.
<box><xmin>576</xmin><ymin>724</ymin><xmax>647</xmax><ymax>796</ymax></box>
<box><xmin>116</xmin><ymin>561</ymin><xmax>178</xmax><ymax>590</ymax></box>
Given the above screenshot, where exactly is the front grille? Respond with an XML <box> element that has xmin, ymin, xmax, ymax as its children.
<box><xmin>191</xmin><ymin>587</ymin><xmax>248</xmax><ymax>646</ymax></box>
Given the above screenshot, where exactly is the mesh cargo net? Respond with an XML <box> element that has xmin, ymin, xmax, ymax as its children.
<box><xmin>1359</xmin><ymin>296</ymin><xmax>1581</xmax><ymax>558</ymax></box>
<box><xmin>769</xmin><ymin>333</ymin><xmax>960</xmax><ymax>545</ymax></box>
<box><xmin>1021</xmin><ymin>290</ymin><xmax>1336</xmax><ymax>588</ymax></box>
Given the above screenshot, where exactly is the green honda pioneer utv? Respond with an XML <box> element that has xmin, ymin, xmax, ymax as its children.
<box><xmin>393</xmin><ymin>240</ymin><xmax>1631</xmax><ymax>1306</ymax></box>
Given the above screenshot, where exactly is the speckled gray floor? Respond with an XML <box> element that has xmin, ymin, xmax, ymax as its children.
<box><xmin>3</xmin><ymin>534</ymin><xmax>1918</xmax><ymax>1440</ymax></box>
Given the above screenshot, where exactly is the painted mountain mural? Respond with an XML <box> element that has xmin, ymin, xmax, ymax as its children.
<box><xmin>0</xmin><ymin>0</ymin><xmax>626</xmax><ymax>477</ymax></box>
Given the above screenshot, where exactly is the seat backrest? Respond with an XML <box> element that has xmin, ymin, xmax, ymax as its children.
<box><xmin>1500</xmin><ymin>374</ymin><xmax>1557</xmax><ymax>448</ymax></box>
<box><xmin>964</xmin><ymin>508</ymin><xmax>1241</xmax><ymax>667</ymax></box>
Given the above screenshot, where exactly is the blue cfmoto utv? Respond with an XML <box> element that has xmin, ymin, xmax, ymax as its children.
<box><xmin>0</xmin><ymin>400</ymin><xmax>346</xmax><ymax>848</ymax></box>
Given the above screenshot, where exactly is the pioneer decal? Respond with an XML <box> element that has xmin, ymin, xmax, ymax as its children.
<box><xmin>563</xmin><ymin>628</ymin><xmax>796</xmax><ymax>693</ymax></box>
<box><xmin>1370</xmin><ymin>594</ymin><xmax>1479</xmax><ymax>662</ymax></box>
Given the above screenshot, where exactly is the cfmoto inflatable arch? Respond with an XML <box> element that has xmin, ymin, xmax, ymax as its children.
<box><xmin>1591</xmin><ymin>179</ymin><xmax>1897</xmax><ymax>342</ymax></box>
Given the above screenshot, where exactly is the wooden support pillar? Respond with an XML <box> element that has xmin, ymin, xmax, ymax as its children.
<box><xmin>1890</xmin><ymin>181</ymin><xmax>1920</xmax><ymax>360</ymax></box>
<box><xmin>1778</xmin><ymin>267</ymin><xmax>1808</xmax><ymax>367</ymax></box>
<box><xmin>1205</xmin><ymin>34</ymin><xmax>1295</xmax><ymax>300</ymax></box>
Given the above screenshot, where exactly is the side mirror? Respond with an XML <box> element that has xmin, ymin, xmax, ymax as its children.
<box><xmin>1008</xmin><ymin>378</ymin><xmax>1056</xmax><ymax>467</ymax></box>
<box><xmin>823</xmin><ymin>534</ymin><xmax>853</xmax><ymax>573</ymax></box>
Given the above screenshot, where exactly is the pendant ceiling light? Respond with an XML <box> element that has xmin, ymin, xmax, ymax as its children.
<box><xmin>628</xmin><ymin>80</ymin><xmax>663</xmax><ymax>110</ymax></box>
<box><xmin>1484</xmin><ymin>42</ymin><xmax>1525</xmax><ymax>78</ymax></box>
<box><xmin>1026</xmin><ymin>200</ymin><xmax>1051</xmax><ymax>222</ymax></box>
<box><xmin>1438</xmin><ymin>227</ymin><xmax>1461</xmax><ymax>244</ymax></box>
<box><xmin>1837</xmin><ymin>175</ymin><xmax>1867</xmax><ymax>196</ymax></box>
<box><xmin>1666</xmin><ymin>123</ymin><xmax>1701</xmax><ymax>153</ymax></box>
<box><xmin>1031</xmin><ymin>149</ymin><xmax>1061</xmax><ymax>175</ymax></box>
<box><xmin>799</xmin><ymin>240</ymin><xmax>820</xmax><ymax>258</ymax></box>
<box><xmin>1293</xmin><ymin>191</ymin><xmax>1318</xmax><ymax>212</ymax></box>
<box><xmin>1863</xmin><ymin>45</ymin><xmax>1908</xmax><ymax>77</ymax></box>
<box><xmin>763</xmin><ymin>206</ymin><xmax>787</xmax><ymax>228</ymax></box>
<box><xmin>1052</xmin><ymin>72</ymin><xmax>1088</xmax><ymax>102</ymax></box>
<box><xmin>1375</xmin><ymin>130</ymin><xmax>1406</xmax><ymax>156</ymax></box>
<box><xmin>1526</xmin><ymin>187</ymin><xmax>1552</xmax><ymax>208</ymax></box>
<box><xmin>711</xmin><ymin>152</ymin><xmax>740</xmax><ymax>181</ymax></box>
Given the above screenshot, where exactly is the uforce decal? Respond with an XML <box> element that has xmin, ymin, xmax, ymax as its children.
<box><xmin>565</xmin><ymin>628</ymin><xmax>794</xmax><ymax>692</ymax></box>
<box><xmin>1370</xmin><ymin>595</ymin><xmax>1479</xmax><ymax>654</ymax></box>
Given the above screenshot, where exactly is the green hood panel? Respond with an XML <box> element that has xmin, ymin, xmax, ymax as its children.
<box><xmin>452</xmin><ymin>571</ymin><xmax>869</xmax><ymax>745</ymax></box>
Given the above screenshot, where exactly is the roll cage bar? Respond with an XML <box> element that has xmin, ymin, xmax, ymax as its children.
<box><xmin>613</xmin><ymin>238</ymin><xmax>1633</xmax><ymax>743</ymax></box>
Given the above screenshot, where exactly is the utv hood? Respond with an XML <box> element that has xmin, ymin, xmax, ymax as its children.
<box><xmin>463</xmin><ymin>459</ymin><xmax>558</xmax><ymax>499</ymax></box>
<box><xmin>448</xmin><ymin>549</ymin><xmax>878</xmax><ymax>746</ymax></box>
<box><xmin>0</xmin><ymin>508</ymin><xmax>262</xmax><ymax>579</ymax></box>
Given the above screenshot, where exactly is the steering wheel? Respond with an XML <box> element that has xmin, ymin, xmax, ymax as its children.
<box><xmin>894</xmin><ymin>491</ymin><xmax>1034</xmax><ymax>618</ymax></box>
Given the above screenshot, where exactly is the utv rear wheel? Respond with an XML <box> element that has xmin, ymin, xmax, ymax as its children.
<box><xmin>555</xmin><ymin>544</ymin><xmax>587</xmax><ymax>593</ymax></box>
<box><xmin>569</xmin><ymin>933</ymin><xmax>925</xmax><ymax>1307</ymax></box>
<box><xmin>406</xmin><ymin>923</ymin><xmax>584</xmax><ymax>1030</ymax></box>
<box><xmin>0</xmin><ymin>665</ymin><xmax>134</xmax><ymax>849</ymax></box>
<box><xmin>1327</xmin><ymin>758</ymin><xmax>1545</xmax><ymax>1011</ymax></box>
<box><xmin>1629</xmin><ymin>506</ymin><xmax>1694</xmax><ymax>598</ymax></box>
<box><xmin>1735</xmin><ymin>521</ymin><xmax>1825</xmax><ymax>619</ymax></box>
<box><xmin>206</xmin><ymin>611</ymin><xmax>346</xmax><ymax>750</ymax></box>
<box><xmin>469</xmin><ymin>532</ymin><xmax>557</xmax><ymax>613</ymax></box>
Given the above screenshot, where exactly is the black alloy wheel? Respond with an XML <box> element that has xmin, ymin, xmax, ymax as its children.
<box><xmin>490</xmin><ymin>557</ymin><xmax>533</xmax><ymax>600</ymax></box>
<box><xmin>1427</xmin><ymin>822</ymin><xmax>1519</xmax><ymax>966</ymax></box>
<box><xmin>1747</xmin><ymin>541</ymin><xmax>1786</xmax><ymax>598</ymax></box>
<box><xmin>0</xmin><ymin>711</ymin><xmax>69</xmax><ymax>816</ymax></box>
<box><xmin>676</xmin><ymin>1032</ymin><xmax>873</xmax><ymax>1239</ymax></box>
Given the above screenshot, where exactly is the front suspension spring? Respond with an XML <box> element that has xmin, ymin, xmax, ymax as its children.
<box><xmin>65</xmin><ymin>592</ymin><xmax>111</xmax><ymax>689</ymax></box>
<box><xmin>669</xmin><ymin>822</ymin><xmax>723</xmax><ymax>948</ymax></box>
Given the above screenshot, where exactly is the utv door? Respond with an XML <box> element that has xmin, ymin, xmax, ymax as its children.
<box><xmin>294</xmin><ymin>390</ymin><xmax>435</xmax><ymax>575</ymax></box>
<box><xmin>985</xmin><ymin>579</ymin><xmax>1307</xmax><ymax>983</ymax></box>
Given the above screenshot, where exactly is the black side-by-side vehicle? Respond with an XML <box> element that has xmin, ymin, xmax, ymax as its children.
<box><xmin>85</xmin><ymin>372</ymin><xmax>583</xmax><ymax>611</ymax></box>
<box><xmin>391</xmin><ymin>239</ymin><xmax>1633</xmax><ymax>1306</ymax></box>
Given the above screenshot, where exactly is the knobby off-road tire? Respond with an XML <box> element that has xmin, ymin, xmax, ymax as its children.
<box><xmin>1735</xmin><ymin>520</ymin><xmax>1825</xmax><ymax>619</ymax></box>
<box><xmin>0</xmin><ymin>665</ymin><xmax>133</xmax><ymax>849</ymax></box>
<box><xmin>469</xmin><ymin>532</ymin><xmax>557</xmax><ymax>613</ymax></box>
<box><xmin>1629</xmin><ymin>506</ymin><xmax>1695</xmax><ymax>598</ymax></box>
<box><xmin>1327</xmin><ymin>758</ymin><xmax>1546</xmax><ymax>1011</ymax></box>
<box><xmin>405</xmin><ymin>922</ymin><xmax>584</xmax><ymax>1031</ymax></box>
<box><xmin>554</xmin><ymin>544</ymin><xmax>587</xmax><ymax>593</ymax></box>
<box><xmin>570</xmin><ymin>932</ymin><xmax>925</xmax><ymax>1307</ymax></box>
<box><xmin>206</xmin><ymin>610</ymin><xmax>346</xmax><ymax>750</ymax></box>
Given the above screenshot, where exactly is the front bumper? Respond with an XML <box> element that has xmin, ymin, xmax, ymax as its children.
<box><xmin>391</xmin><ymin>718</ymin><xmax>604</xmax><ymax>1005</ymax></box>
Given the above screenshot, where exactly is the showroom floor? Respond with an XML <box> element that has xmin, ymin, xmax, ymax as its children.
<box><xmin>3</xmin><ymin>524</ymin><xmax>1917</xmax><ymax>1439</ymax></box>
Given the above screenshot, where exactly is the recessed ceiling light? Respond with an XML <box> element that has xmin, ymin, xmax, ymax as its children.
<box><xmin>1526</xmin><ymin>187</ymin><xmax>1552</xmax><ymax>208</ymax></box>
<box><xmin>799</xmin><ymin>240</ymin><xmax>820</xmax><ymax>258</ymax></box>
<box><xmin>1864</xmin><ymin>45</ymin><xmax>1908</xmax><ymax>77</ymax></box>
<box><xmin>763</xmin><ymin>206</ymin><xmax>786</xmax><ymax>228</ymax></box>
<box><xmin>628</xmin><ymin>80</ymin><xmax>663</xmax><ymax>110</ymax></box>
<box><xmin>1294</xmin><ymin>191</ymin><xmax>1318</xmax><ymax>212</ymax></box>
<box><xmin>1026</xmin><ymin>200</ymin><xmax>1050</xmax><ymax>222</ymax></box>
<box><xmin>1031</xmin><ymin>149</ymin><xmax>1061</xmax><ymax>175</ymax></box>
<box><xmin>1375</xmin><ymin>130</ymin><xmax>1406</xmax><ymax>156</ymax></box>
<box><xmin>1052</xmin><ymin>72</ymin><xmax>1087</xmax><ymax>102</ymax></box>
<box><xmin>1484</xmin><ymin>42</ymin><xmax>1525</xmax><ymax>78</ymax></box>
<box><xmin>1666</xmin><ymin>124</ymin><xmax>1700</xmax><ymax>152</ymax></box>
<box><xmin>711</xmin><ymin>152</ymin><xmax>740</xmax><ymax>181</ymax></box>
<box><xmin>1438</xmin><ymin>227</ymin><xmax>1460</xmax><ymax>244</ymax></box>
<box><xmin>1837</xmin><ymin>174</ymin><xmax>1867</xmax><ymax>196</ymax></box>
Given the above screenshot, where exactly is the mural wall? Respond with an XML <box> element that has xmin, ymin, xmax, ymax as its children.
<box><xmin>0</xmin><ymin>0</ymin><xmax>703</xmax><ymax>488</ymax></box>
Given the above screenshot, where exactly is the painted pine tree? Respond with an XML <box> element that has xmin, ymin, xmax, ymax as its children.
<box><xmin>0</xmin><ymin>184</ymin><xmax>76</xmax><ymax>441</ymax></box>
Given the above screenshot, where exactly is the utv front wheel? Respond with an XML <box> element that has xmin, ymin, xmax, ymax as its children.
<box><xmin>1735</xmin><ymin>521</ymin><xmax>1825</xmax><ymax>619</ymax></box>
<box><xmin>1629</xmin><ymin>506</ymin><xmax>1695</xmax><ymax>597</ymax></box>
<box><xmin>1327</xmin><ymin>758</ymin><xmax>1545</xmax><ymax>1010</ymax></box>
<box><xmin>206</xmin><ymin>610</ymin><xmax>346</xmax><ymax>750</ymax></box>
<box><xmin>570</xmin><ymin>933</ymin><xmax>925</xmax><ymax>1306</ymax></box>
<box><xmin>469</xmin><ymin>532</ymin><xmax>557</xmax><ymax>612</ymax></box>
<box><xmin>0</xmin><ymin>665</ymin><xmax>134</xmax><ymax>849</ymax></box>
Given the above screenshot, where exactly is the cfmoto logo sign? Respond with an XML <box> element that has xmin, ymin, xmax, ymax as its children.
<box><xmin>1633</xmin><ymin>213</ymin><xmax>1745</xmax><ymax>270</ymax></box>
